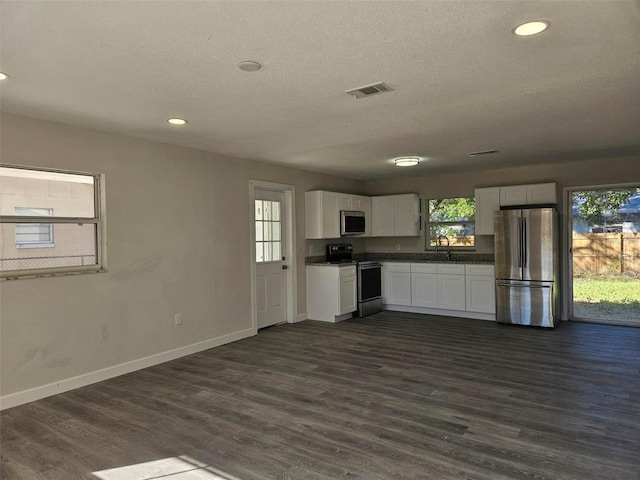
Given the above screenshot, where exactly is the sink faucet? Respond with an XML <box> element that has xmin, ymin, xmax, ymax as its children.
<box><xmin>436</xmin><ymin>235</ymin><xmax>451</xmax><ymax>260</ymax></box>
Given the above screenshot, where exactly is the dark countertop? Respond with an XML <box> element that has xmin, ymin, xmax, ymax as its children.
<box><xmin>306</xmin><ymin>253</ymin><xmax>494</xmax><ymax>265</ymax></box>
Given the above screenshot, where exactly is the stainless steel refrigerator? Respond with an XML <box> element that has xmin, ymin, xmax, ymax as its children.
<box><xmin>494</xmin><ymin>207</ymin><xmax>558</xmax><ymax>327</ymax></box>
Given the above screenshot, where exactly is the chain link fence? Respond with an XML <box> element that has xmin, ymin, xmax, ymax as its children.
<box><xmin>0</xmin><ymin>254</ymin><xmax>96</xmax><ymax>271</ymax></box>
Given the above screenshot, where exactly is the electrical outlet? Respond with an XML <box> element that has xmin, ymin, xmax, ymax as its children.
<box><xmin>175</xmin><ymin>313</ymin><xmax>182</xmax><ymax>326</ymax></box>
<box><xmin>395</xmin><ymin>244</ymin><xmax>401</xmax><ymax>251</ymax></box>
<box><xmin>310</xmin><ymin>245</ymin><xmax>314</xmax><ymax>254</ymax></box>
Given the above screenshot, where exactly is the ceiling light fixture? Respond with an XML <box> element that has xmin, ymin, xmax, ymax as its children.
<box><xmin>238</xmin><ymin>61</ymin><xmax>262</xmax><ymax>72</ymax></box>
<box><xmin>513</xmin><ymin>20</ymin><xmax>550</xmax><ymax>37</ymax></box>
<box><xmin>468</xmin><ymin>149</ymin><xmax>497</xmax><ymax>157</ymax></box>
<box><xmin>394</xmin><ymin>157</ymin><xmax>420</xmax><ymax>167</ymax></box>
<box><xmin>167</xmin><ymin>118</ymin><xmax>187</xmax><ymax>125</ymax></box>
<box><xmin>0</xmin><ymin>72</ymin><xmax>9</xmax><ymax>80</ymax></box>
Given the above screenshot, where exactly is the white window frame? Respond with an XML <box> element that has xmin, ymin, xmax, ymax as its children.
<box><xmin>1</xmin><ymin>165</ymin><xmax>107</xmax><ymax>279</ymax></box>
<box><xmin>426</xmin><ymin>196</ymin><xmax>476</xmax><ymax>251</ymax></box>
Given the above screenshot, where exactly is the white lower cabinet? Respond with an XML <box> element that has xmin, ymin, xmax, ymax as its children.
<box><xmin>307</xmin><ymin>265</ymin><xmax>357</xmax><ymax>322</ymax></box>
<box><xmin>438</xmin><ymin>274</ymin><xmax>466</xmax><ymax>311</ymax></box>
<box><xmin>411</xmin><ymin>263</ymin><xmax>438</xmax><ymax>308</ymax></box>
<box><xmin>384</xmin><ymin>263</ymin><xmax>412</xmax><ymax>306</ymax></box>
<box><xmin>383</xmin><ymin>262</ymin><xmax>495</xmax><ymax>320</ymax></box>
<box><xmin>339</xmin><ymin>274</ymin><xmax>357</xmax><ymax>314</ymax></box>
<box><xmin>465</xmin><ymin>265</ymin><xmax>496</xmax><ymax>314</ymax></box>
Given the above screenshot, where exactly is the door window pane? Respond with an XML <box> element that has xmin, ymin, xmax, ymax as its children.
<box><xmin>254</xmin><ymin>199</ymin><xmax>282</xmax><ymax>263</ymax></box>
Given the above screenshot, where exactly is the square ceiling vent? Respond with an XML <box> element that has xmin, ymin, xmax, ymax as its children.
<box><xmin>345</xmin><ymin>82</ymin><xmax>393</xmax><ymax>99</ymax></box>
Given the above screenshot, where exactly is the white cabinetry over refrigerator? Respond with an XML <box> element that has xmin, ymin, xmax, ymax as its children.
<box><xmin>500</xmin><ymin>183</ymin><xmax>557</xmax><ymax>207</ymax></box>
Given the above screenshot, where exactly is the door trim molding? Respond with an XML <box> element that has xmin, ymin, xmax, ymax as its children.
<box><xmin>249</xmin><ymin>180</ymin><xmax>297</xmax><ymax>334</ymax></box>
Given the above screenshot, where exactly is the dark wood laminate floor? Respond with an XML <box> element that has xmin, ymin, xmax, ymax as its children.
<box><xmin>2</xmin><ymin>312</ymin><xmax>640</xmax><ymax>480</ymax></box>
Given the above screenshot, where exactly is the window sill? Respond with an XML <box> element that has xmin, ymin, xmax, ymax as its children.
<box><xmin>1</xmin><ymin>265</ymin><xmax>107</xmax><ymax>280</ymax></box>
<box><xmin>16</xmin><ymin>243</ymin><xmax>55</xmax><ymax>249</ymax></box>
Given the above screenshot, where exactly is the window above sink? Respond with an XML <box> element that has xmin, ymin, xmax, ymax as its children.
<box><xmin>426</xmin><ymin>197</ymin><xmax>475</xmax><ymax>251</ymax></box>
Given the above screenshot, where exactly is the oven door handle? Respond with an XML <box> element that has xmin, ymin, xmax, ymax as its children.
<box><xmin>358</xmin><ymin>263</ymin><xmax>382</xmax><ymax>270</ymax></box>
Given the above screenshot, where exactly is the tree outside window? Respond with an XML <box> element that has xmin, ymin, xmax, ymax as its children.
<box><xmin>426</xmin><ymin>197</ymin><xmax>475</xmax><ymax>249</ymax></box>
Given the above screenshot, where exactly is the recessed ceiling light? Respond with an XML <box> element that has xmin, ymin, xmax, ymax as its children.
<box><xmin>513</xmin><ymin>20</ymin><xmax>550</xmax><ymax>37</ymax></box>
<box><xmin>394</xmin><ymin>157</ymin><xmax>420</xmax><ymax>167</ymax></box>
<box><xmin>167</xmin><ymin>118</ymin><xmax>187</xmax><ymax>125</ymax></box>
<box><xmin>0</xmin><ymin>72</ymin><xmax>9</xmax><ymax>80</ymax></box>
<box><xmin>238</xmin><ymin>61</ymin><xmax>262</xmax><ymax>72</ymax></box>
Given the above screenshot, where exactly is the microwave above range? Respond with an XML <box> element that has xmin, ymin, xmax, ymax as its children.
<box><xmin>340</xmin><ymin>210</ymin><xmax>366</xmax><ymax>236</ymax></box>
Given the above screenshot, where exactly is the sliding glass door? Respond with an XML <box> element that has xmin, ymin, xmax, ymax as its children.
<box><xmin>569</xmin><ymin>185</ymin><xmax>640</xmax><ymax>326</ymax></box>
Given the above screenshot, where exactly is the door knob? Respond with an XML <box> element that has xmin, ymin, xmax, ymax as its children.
<box><xmin>282</xmin><ymin>265</ymin><xmax>288</xmax><ymax>270</ymax></box>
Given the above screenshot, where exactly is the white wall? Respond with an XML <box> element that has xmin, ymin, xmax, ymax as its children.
<box><xmin>0</xmin><ymin>113</ymin><xmax>361</xmax><ymax>405</ymax></box>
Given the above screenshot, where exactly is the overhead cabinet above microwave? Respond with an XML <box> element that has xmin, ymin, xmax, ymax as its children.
<box><xmin>305</xmin><ymin>191</ymin><xmax>419</xmax><ymax>239</ymax></box>
<box><xmin>305</xmin><ymin>191</ymin><xmax>372</xmax><ymax>239</ymax></box>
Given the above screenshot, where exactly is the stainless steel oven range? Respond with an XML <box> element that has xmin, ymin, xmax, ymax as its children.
<box><xmin>325</xmin><ymin>244</ymin><xmax>382</xmax><ymax>318</ymax></box>
<box><xmin>356</xmin><ymin>260</ymin><xmax>383</xmax><ymax>317</ymax></box>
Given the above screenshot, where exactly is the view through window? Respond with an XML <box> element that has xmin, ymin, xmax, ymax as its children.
<box><xmin>426</xmin><ymin>197</ymin><xmax>475</xmax><ymax>250</ymax></box>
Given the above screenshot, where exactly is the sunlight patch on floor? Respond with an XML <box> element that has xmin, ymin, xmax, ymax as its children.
<box><xmin>93</xmin><ymin>455</ymin><xmax>241</xmax><ymax>480</ymax></box>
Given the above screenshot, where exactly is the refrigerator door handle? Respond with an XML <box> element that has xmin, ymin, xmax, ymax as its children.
<box><xmin>517</xmin><ymin>217</ymin><xmax>522</xmax><ymax>268</ymax></box>
<box><xmin>497</xmin><ymin>281</ymin><xmax>549</xmax><ymax>289</ymax></box>
<box><xmin>522</xmin><ymin>217</ymin><xmax>527</xmax><ymax>269</ymax></box>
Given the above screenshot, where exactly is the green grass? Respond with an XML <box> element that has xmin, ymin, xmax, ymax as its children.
<box><xmin>573</xmin><ymin>275</ymin><xmax>640</xmax><ymax>316</ymax></box>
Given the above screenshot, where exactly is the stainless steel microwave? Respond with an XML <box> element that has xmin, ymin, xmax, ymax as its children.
<box><xmin>340</xmin><ymin>210</ymin><xmax>365</xmax><ymax>236</ymax></box>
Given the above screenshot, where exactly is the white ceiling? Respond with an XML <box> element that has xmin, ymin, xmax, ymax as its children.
<box><xmin>2</xmin><ymin>1</ymin><xmax>639</xmax><ymax>181</ymax></box>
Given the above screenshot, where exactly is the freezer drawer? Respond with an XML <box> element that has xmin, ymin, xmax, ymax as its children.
<box><xmin>496</xmin><ymin>281</ymin><xmax>557</xmax><ymax>328</ymax></box>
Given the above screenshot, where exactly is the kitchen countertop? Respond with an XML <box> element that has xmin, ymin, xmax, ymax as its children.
<box><xmin>306</xmin><ymin>253</ymin><xmax>494</xmax><ymax>265</ymax></box>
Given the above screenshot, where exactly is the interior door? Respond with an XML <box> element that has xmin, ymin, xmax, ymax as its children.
<box><xmin>254</xmin><ymin>190</ymin><xmax>287</xmax><ymax>329</ymax></box>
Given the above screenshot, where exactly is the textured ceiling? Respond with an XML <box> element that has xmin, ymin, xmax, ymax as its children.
<box><xmin>2</xmin><ymin>1</ymin><xmax>639</xmax><ymax>180</ymax></box>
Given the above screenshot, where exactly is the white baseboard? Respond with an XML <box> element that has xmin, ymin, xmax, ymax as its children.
<box><xmin>0</xmin><ymin>328</ymin><xmax>255</xmax><ymax>411</ymax></box>
<box><xmin>295</xmin><ymin>313</ymin><xmax>308</xmax><ymax>323</ymax></box>
<box><xmin>384</xmin><ymin>305</ymin><xmax>496</xmax><ymax>321</ymax></box>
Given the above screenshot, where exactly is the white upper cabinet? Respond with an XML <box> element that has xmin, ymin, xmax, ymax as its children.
<box><xmin>474</xmin><ymin>187</ymin><xmax>501</xmax><ymax>236</ymax></box>
<box><xmin>372</xmin><ymin>196</ymin><xmax>396</xmax><ymax>236</ymax></box>
<box><xmin>372</xmin><ymin>193</ymin><xmax>420</xmax><ymax>237</ymax></box>
<box><xmin>352</xmin><ymin>195</ymin><xmax>372</xmax><ymax>237</ymax></box>
<box><xmin>305</xmin><ymin>191</ymin><xmax>341</xmax><ymax>239</ymax></box>
<box><xmin>500</xmin><ymin>183</ymin><xmax>557</xmax><ymax>206</ymax></box>
<box><xmin>305</xmin><ymin>191</ymin><xmax>371</xmax><ymax>239</ymax></box>
<box><xmin>526</xmin><ymin>183</ymin><xmax>557</xmax><ymax>205</ymax></box>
